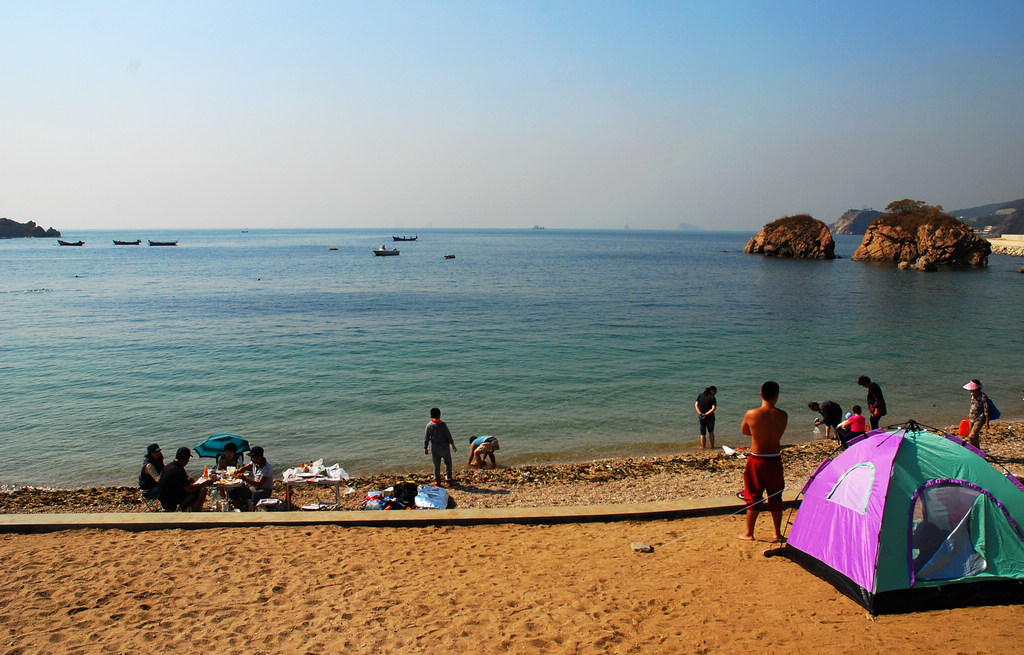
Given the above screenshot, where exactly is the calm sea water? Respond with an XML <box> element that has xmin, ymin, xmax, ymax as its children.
<box><xmin>2</xmin><ymin>229</ymin><xmax>1022</xmax><ymax>488</ymax></box>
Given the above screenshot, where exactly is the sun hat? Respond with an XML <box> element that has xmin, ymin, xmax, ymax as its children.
<box><xmin>963</xmin><ymin>380</ymin><xmax>982</xmax><ymax>391</ymax></box>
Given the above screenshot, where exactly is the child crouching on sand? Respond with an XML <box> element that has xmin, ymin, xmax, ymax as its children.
<box><xmin>468</xmin><ymin>435</ymin><xmax>500</xmax><ymax>468</ymax></box>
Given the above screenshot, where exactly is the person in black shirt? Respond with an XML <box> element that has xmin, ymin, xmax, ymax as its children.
<box><xmin>694</xmin><ymin>386</ymin><xmax>718</xmax><ymax>449</ymax></box>
<box><xmin>158</xmin><ymin>447</ymin><xmax>212</xmax><ymax>511</ymax></box>
<box><xmin>138</xmin><ymin>443</ymin><xmax>164</xmax><ymax>500</ymax></box>
<box><xmin>808</xmin><ymin>400</ymin><xmax>843</xmax><ymax>441</ymax></box>
<box><xmin>857</xmin><ymin>375</ymin><xmax>887</xmax><ymax>430</ymax></box>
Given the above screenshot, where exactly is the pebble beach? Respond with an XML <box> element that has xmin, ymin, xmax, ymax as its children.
<box><xmin>3</xmin><ymin>422</ymin><xmax>1022</xmax><ymax>514</ymax></box>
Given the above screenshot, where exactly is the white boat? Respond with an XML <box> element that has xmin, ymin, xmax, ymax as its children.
<box><xmin>373</xmin><ymin>246</ymin><xmax>400</xmax><ymax>256</ymax></box>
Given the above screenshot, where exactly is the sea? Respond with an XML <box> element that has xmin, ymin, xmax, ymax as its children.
<box><xmin>3</xmin><ymin>228</ymin><xmax>1022</xmax><ymax>489</ymax></box>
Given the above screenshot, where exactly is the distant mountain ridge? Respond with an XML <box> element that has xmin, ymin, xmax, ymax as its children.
<box><xmin>951</xmin><ymin>198</ymin><xmax>1024</xmax><ymax>236</ymax></box>
<box><xmin>830</xmin><ymin>198</ymin><xmax>1024</xmax><ymax>236</ymax></box>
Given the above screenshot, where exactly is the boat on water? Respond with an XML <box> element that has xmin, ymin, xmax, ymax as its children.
<box><xmin>57</xmin><ymin>240</ymin><xmax>84</xmax><ymax>246</ymax></box>
<box><xmin>113</xmin><ymin>239</ymin><xmax>141</xmax><ymax>245</ymax></box>
<box><xmin>392</xmin><ymin>235</ymin><xmax>418</xmax><ymax>241</ymax></box>
<box><xmin>373</xmin><ymin>245</ymin><xmax>400</xmax><ymax>256</ymax></box>
<box><xmin>148</xmin><ymin>240</ymin><xmax>178</xmax><ymax>246</ymax></box>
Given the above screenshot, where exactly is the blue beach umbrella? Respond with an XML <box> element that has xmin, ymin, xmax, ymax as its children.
<box><xmin>194</xmin><ymin>433</ymin><xmax>250</xmax><ymax>458</ymax></box>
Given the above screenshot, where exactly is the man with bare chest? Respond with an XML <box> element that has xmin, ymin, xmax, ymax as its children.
<box><xmin>738</xmin><ymin>381</ymin><xmax>788</xmax><ymax>542</ymax></box>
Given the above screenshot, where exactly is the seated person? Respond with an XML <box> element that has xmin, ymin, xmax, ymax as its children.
<box><xmin>836</xmin><ymin>405</ymin><xmax>867</xmax><ymax>448</ymax></box>
<box><xmin>158</xmin><ymin>447</ymin><xmax>213</xmax><ymax>511</ymax></box>
<box><xmin>138</xmin><ymin>443</ymin><xmax>164</xmax><ymax>500</ymax></box>
<box><xmin>467</xmin><ymin>435</ymin><xmax>500</xmax><ymax>468</ymax></box>
<box><xmin>216</xmin><ymin>443</ymin><xmax>244</xmax><ymax>471</ymax></box>
<box><xmin>229</xmin><ymin>446</ymin><xmax>274</xmax><ymax>509</ymax></box>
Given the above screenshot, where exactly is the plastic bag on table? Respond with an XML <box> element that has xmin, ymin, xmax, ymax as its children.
<box><xmin>326</xmin><ymin>464</ymin><xmax>349</xmax><ymax>480</ymax></box>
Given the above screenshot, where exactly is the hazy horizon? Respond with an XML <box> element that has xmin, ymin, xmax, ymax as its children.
<box><xmin>2</xmin><ymin>1</ymin><xmax>1022</xmax><ymax>232</ymax></box>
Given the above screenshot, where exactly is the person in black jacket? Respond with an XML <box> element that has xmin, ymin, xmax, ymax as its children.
<box><xmin>808</xmin><ymin>400</ymin><xmax>843</xmax><ymax>441</ymax></box>
<box><xmin>138</xmin><ymin>443</ymin><xmax>164</xmax><ymax>500</ymax></box>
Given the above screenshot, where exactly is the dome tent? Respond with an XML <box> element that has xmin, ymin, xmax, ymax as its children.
<box><xmin>781</xmin><ymin>423</ymin><xmax>1024</xmax><ymax>614</ymax></box>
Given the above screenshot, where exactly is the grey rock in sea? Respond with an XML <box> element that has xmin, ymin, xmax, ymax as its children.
<box><xmin>744</xmin><ymin>214</ymin><xmax>836</xmax><ymax>259</ymax></box>
<box><xmin>0</xmin><ymin>217</ymin><xmax>61</xmax><ymax>238</ymax></box>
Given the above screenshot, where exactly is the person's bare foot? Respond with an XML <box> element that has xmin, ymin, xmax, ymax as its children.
<box><xmin>737</xmin><ymin>534</ymin><xmax>755</xmax><ymax>541</ymax></box>
<box><xmin>771</xmin><ymin>535</ymin><xmax>785</xmax><ymax>543</ymax></box>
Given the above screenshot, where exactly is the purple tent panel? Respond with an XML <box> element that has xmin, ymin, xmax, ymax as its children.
<box><xmin>788</xmin><ymin>432</ymin><xmax>903</xmax><ymax>592</ymax></box>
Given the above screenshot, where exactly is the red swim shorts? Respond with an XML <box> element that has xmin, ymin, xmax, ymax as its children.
<box><xmin>742</xmin><ymin>455</ymin><xmax>784</xmax><ymax>512</ymax></box>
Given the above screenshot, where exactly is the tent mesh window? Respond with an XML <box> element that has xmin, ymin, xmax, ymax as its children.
<box><xmin>911</xmin><ymin>483</ymin><xmax>987</xmax><ymax>582</ymax></box>
<box><xmin>826</xmin><ymin>462</ymin><xmax>875</xmax><ymax>515</ymax></box>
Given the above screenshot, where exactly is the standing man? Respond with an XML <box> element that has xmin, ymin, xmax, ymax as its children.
<box><xmin>158</xmin><ymin>447</ymin><xmax>212</xmax><ymax>512</ymax></box>
<box><xmin>808</xmin><ymin>400</ymin><xmax>842</xmax><ymax>441</ymax></box>
<box><xmin>739</xmin><ymin>381</ymin><xmax>788</xmax><ymax>542</ymax></box>
<box><xmin>232</xmin><ymin>446</ymin><xmax>274</xmax><ymax>508</ymax></box>
<box><xmin>424</xmin><ymin>407</ymin><xmax>457</xmax><ymax>486</ymax></box>
<box><xmin>857</xmin><ymin>375</ymin><xmax>887</xmax><ymax>430</ymax></box>
<box><xmin>694</xmin><ymin>386</ymin><xmax>718</xmax><ymax>449</ymax></box>
<box><xmin>964</xmin><ymin>379</ymin><xmax>989</xmax><ymax>449</ymax></box>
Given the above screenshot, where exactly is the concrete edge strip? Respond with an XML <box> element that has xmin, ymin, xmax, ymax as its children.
<box><xmin>0</xmin><ymin>491</ymin><xmax>800</xmax><ymax>533</ymax></box>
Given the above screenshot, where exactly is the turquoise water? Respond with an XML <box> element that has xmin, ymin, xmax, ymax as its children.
<box><xmin>2</xmin><ymin>229</ymin><xmax>1022</xmax><ymax>488</ymax></box>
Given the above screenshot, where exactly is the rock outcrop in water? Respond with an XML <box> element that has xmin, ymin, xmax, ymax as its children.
<box><xmin>830</xmin><ymin>209</ymin><xmax>882</xmax><ymax>235</ymax></box>
<box><xmin>851</xmin><ymin>200</ymin><xmax>990</xmax><ymax>270</ymax></box>
<box><xmin>744</xmin><ymin>214</ymin><xmax>836</xmax><ymax>259</ymax></box>
<box><xmin>0</xmin><ymin>218</ymin><xmax>61</xmax><ymax>238</ymax></box>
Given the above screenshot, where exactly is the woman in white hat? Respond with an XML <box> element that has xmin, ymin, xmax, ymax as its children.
<box><xmin>963</xmin><ymin>379</ymin><xmax>989</xmax><ymax>448</ymax></box>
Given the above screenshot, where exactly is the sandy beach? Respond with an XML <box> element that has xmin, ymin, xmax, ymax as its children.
<box><xmin>1</xmin><ymin>422</ymin><xmax>1022</xmax><ymax>654</ymax></box>
<box><xmin>2</xmin><ymin>517</ymin><xmax>1023</xmax><ymax>654</ymax></box>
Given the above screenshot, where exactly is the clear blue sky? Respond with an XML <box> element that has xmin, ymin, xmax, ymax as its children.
<box><xmin>2</xmin><ymin>1</ymin><xmax>1022</xmax><ymax>231</ymax></box>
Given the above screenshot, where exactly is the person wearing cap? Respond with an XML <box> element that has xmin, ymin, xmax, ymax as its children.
<box><xmin>158</xmin><ymin>446</ymin><xmax>212</xmax><ymax>511</ymax></box>
<box><xmin>138</xmin><ymin>443</ymin><xmax>164</xmax><ymax>500</ymax></box>
<box><xmin>230</xmin><ymin>446</ymin><xmax>274</xmax><ymax>509</ymax></box>
<box><xmin>964</xmin><ymin>379</ymin><xmax>989</xmax><ymax>449</ymax></box>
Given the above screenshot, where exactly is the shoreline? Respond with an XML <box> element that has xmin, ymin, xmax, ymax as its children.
<box><xmin>4</xmin><ymin>421</ymin><xmax>1023</xmax><ymax>515</ymax></box>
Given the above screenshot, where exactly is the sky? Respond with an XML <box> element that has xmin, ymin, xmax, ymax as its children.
<box><xmin>2</xmin><ymin>1</ymin><xmax>1023</xmax><ymax>231</ymax></box>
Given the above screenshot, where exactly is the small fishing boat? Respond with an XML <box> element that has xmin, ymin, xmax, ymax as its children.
<box><xmin>392</xmin><ymin>235</ymin><xmax>418</xmax><ymax>241</ymax></box>
<box><xmin>373</xmin><ymin>246</ymin><xmax>400</xmax><ymax>256</ymax></box>
<box><xmin>113</xmin><ymin>239</ymin><xmax>141</xmax><ymax>245</ymax></box>
<box><xmin>148</xmin><ymin>240</ymin><xmax>178</xmax><ymax>246</ymax></box>
<box><xmin>57</xmin><ymin>240</ymin><xmax>84</xmax><ymax>246</ymax></box>
<box><xmin>444</xmin><ymin>254</ymin><xmax>456</xmax><ymax>259</ymax></box>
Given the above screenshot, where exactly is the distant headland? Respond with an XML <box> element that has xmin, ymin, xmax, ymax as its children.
<box><xmin>0</xmin><ymin>218</ymin><xmax>61</xmax><ymax>238</ymax></box>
